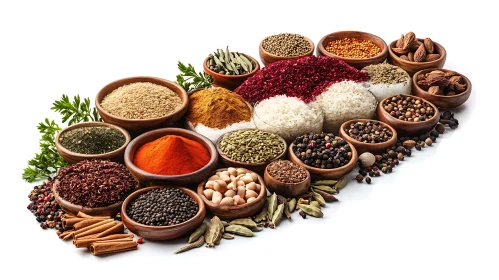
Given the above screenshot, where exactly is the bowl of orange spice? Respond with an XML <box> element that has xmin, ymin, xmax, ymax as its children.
<box><xmin>124</xmin><ymin>128</ymin><xmax>218</xmax><ymax>186</ymax></box>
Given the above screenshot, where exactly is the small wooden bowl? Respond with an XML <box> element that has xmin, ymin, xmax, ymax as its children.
<box><xmin>388</xmin><ymin>39</ymin><xmax>446</xmax><ymax>76</ymax></box>
<box><xmin>338</xmin><ymin>119</ymin><xmax>398</xmax><ymax>155</ymax></box>
<box><xmin>95</xmin><ymin>76</ymin><xmax>189</xmax><ymax>136</ymax></box>
<box><xmin>124</xmin><ymin>128</ymin><xmax>218</xmax><ymax>186</ymax></box>
<box><xmin>203</xmin><ymin>54</ymin><xmax>260</xmax><ymax>91</ymax></box>
<box><xmin>264</xmin><ymin>161</ymin><xmax>311</xmax><ymax>198</ymax></box>
<box><xmin>412</xmin><ymin>68</ymin><xmax>472</xmax><ymax>109</ymax></box>
<box><xmin>121</xmin><ymin>186</ymin><xmax>206</xmax><ymax>240</ymax></box>
<box><xmin>316</xmin><ymin>31</ymin><xmax>388</xmax><ymax>69</ymax></box>
<box><xmin>288</xmin><ymin>142</ymin><xmax>358</xmax><ymax>180</ymax></box>
<box><xmin>197</xmin><ymin>168</ymin><xmax>266</xmax><ymax>220</ymax></box>
<box><xmin>55</xmin><ymin>122</ymin><xmax>131</xmax><ymax>164</ymax></box>
<box><xmin>259</xmin><ymin>35</ymin><xmax>315</xmax><ymax>66</ymax></box>
<box><xmin>216</xmin><ymin>129</ymin><xmax>287</xmax><ymax>174</ymax></box>
<box><xmin>377</xmin><ymin>95</ymin><xmax>440</xmax><ymax>136</ymax></box>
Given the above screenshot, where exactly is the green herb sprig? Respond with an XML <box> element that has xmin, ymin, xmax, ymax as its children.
<box><xmin>175</xmin><ymin>62</ymin><xmax>213</xmax><ymax>92</ymax></box>
<box><xmin>52</xmin><ymin>94</ymin><xmax>101</xmax><ymax>125</ymax></box>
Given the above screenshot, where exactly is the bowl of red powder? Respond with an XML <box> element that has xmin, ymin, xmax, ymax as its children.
<box><xmin>124</xmin><ymin>128</ymin><xmax>219</xmax><ymax>186</ymax></box>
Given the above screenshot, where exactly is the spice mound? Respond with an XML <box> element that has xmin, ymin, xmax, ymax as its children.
<box><xmin>292</xmin><ymin>133</ymin><xmax>352</xmax><ymax>169</ymax></box>
<box><xmin>261</xmin><ymin>33</ymin><xmax>312</xmax><ymax>57</ymax></box>
<box><xmin>362</xmin><ymin>64</ymin><xmax>411</xmax><ymax>101</ymax></box>
<box><xmin>206</xmin><ymin>47</ymin><xmax>256</xmax><ymax>75</ymax></box>
<box><xmin>382</xmin><ymin>95</ymin><xmax>435</xmax><ymax>122</ymax></box>
<box><xmin>55</xmin><ymin>160</ymin><xmax>138</xmax><ymax>208</ymax></box>
<box><xmin>133</xmin><ymin>135</ymin><xmax>210</xmax><ymax>175</ymax></box>
<box><xmin>392</xmin><ymin>31</ymin><xmax>441</xmax><ymax>63</ymax></box>
<box><xmin>100</xmin><ymin>82</ymin><xmax>182</xmax><ymax>119</ymax></box>
<box><xmin>345</xmin><ymin>121</ymin><xmax>393</xmax><ymax>143</ymax></box>
<box><xmin>267</xmin><ymin>160</ymin><xmax>308</xmax><ymax>184</ymax></box>
<box><xmin>326</xmin><ymin>38</ymin><xmax>381</xmax><ymax>58</ymax></box>
<box><xmin>126</xmin><ymin>188</ymin><xmax>198</xmax><ymax>226</ymax></box>
<box><xmin>203</xmin><ymin>168</ymin><xmax>261</xmax><ymax>205</ymax></box>
<box><xmin>27</xmin><ymin>180</ymin><xmax>64</xmax><ymax>230</ymax></box>
<box><xmin>416</xmin><ymin>69</ymin><xmax>467</xmax><ymax>96</ymax></box>
<box><xmin>219</xmin><ymin>129</ymin><xmax>284</xmax><ymax>163</ymax></box>
<box><xmin>59</xmin><ymin>126</ymin><xmax>126</xmax><ymax>155</ymax></box>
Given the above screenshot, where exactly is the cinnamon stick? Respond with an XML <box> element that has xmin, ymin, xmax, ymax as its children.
<box><xmin>63</xmin><ymin>213</ymin><xmax>76</xmax><ymax>219</ymax></box>
<box><xmin>95</xmin><ymin>222</ymin><xmax>124</xmax><ymax>238</ymax></box>
<box><xmin>63</xmin><ymin>232</ymin><xmax>75</xmax><ymax>241</ymax></box>
<box><xmin>76</xmin><ymin>233</ymin><xmax>99</xmax><ymax>240</ymax></box>
<box><xmin>72</xmin><ymin>219</ymin><xmax>114</xmax><ymax>236</ymax></box>
<box><xmin>74</xmin><ymin>221</ymin><xmax>116</xmax><ymax>239</ymax></box>
<box><xmin>73</xmin><ymin>218</ymin><xmax>108</xmax><ymax>230</ymax></box>
<box><xmin>74</xmin><ymin>234</ymin><xmax>134</xmax><ymax>248</ymax></box>
<box><xmin>76</xmin><ymin>212</ymin><xmax>110</xmax><ymax>219</ymax></box>
<box><xmin>90</xmin><ymin>241</ymin><xmax>138</xmax><ymax>256</ymax></box>
<box><xmin>59</xmin><ymin>230</ymin><xmax>74</xmax><ymax>240</ymax></box>
<box><xmin>62</xmin><ymin>218</ymin><xmax>86</xmax><ymax>229</ymax></box>
<box><xmin>93</xmin><ymin>238</ymin><xmax>133</xmax><ymax>243</ymax></box>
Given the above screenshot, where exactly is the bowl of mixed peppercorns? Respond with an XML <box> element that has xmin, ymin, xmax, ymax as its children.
<box><xmin>288</xmin><ymin>132</ymin><xmax>358</xmax><ymax>180</ymax></box>
<box><xmin>339</xmin><ymin>119</ymin><xmax>398</xmax><ymax>155</ymax></box>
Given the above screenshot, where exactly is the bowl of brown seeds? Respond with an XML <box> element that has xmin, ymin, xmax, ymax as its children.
<box><xmin>339</xmin><ymin>119</ymin><xmax>398</xmax><ymax>155</ymax></box>
<box><xmin>259</xmin><ymin>33</ymin><xmax>315</xmax><ymax>66</ymax></box>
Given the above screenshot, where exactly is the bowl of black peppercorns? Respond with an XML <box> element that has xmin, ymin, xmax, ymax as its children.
<box><xmin>121</xmin><ymin>186</ymin><xmax>206</xmax><ymax>241</ymax></box>
<box><xmin>339</xmin><ymin>119</ymin><xmax>398</xmax><ymax>155</ymax></box>
<box><xmin>288</xmin><ymin>132</ymin><xmax>358</xmax><ymax>180</ymax></box>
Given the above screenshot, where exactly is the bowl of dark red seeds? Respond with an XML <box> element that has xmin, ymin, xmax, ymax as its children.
<box><xmin>288</xmin><ymin>132</ymin><xmax>358</xmax><ymax>180</ymax></box>
<box><xmin>377</xmin><ymin>94</ymin><xmax>439</xmax><ymax>136</ymax></box>
<box><xmin>339</xmin><ymin>119</ymin><xmax>398</xmax><ymax>155</ymax></box>
<box><xmin>121</xmin><ymin>186</ymin><xmax>205</xmax><ymax>240</ymax></box>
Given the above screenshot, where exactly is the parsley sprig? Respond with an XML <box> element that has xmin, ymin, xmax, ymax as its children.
<box><xmin>175</xmin><ymin>61</ymin><xmax>213</xmax><ymax>92</ymax></box>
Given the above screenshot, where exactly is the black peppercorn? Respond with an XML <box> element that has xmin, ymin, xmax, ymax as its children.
<box><xmin>366</xmin><ymin>177</ymin><xmax>371</xmax><ymax>184</ymax></box>
<box><xmin>405</xmin><ymin>149</ymin><xmax>412</xmax><ymax>157</ymax></box>
<box><xmin>355</xmin><ymin>174</ymin><xmax>364</xmax><ymax>183</ymax></box>
<box><xmin>430</xmin><ymin>130</ymin><xmax>439</xmax><ymax>138</ymax></box>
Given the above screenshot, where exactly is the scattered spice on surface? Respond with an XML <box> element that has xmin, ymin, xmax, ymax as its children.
<box><xmin>345</xmin><ymin>121</ymin><xmax>393</xmax><ymax>143</ymax></box>
<box><xmin>59</xmin><ymin>126</ymin><xmax>126</xmax><ymax>154</ymax></box>
<box><xmin>261</xmin><ymin>33</ymin><xmax>312</xmax><ymax>57</ymax></box>
<box><xmin>292</xmin><ymin>133</ymin><xmax>352</xmax><ymax>169</ymax></box>
<box><xmin>219</xmin><ymin>129</ymin><xmax>284</xmax><ymax>163</ymax></box>
<box><xmin>27</xmin><ymin>180</ymin><xmax>64</xmax><ymax>230</ymax></box>
<box><xmin>326</xmin><ymin>38</ymin><xmax>381</xmax><ymax>58</ymax></box>
<box><xmin>133</xmin><ymin>135</ymin><xmax>210</xmax><ymax>175</ymax></box>
<box><xmin>382</xmin><ymin>95</ymin><xmax>435</xmax><ymax>122</ymax></box>
<box><xmin>267</xmin><ymin>160</ymin><xmax>308</xmax><ymax>184</ymax></box>
<box><xmin>55</xmin><ymin>160</ymin><xmax>138</xmax><ymax>208</ymax></box>
<box><xmin>101</xmin><ymin>82</ymin><xmax>182</xmax><ymax>119</ymax></box>
<box><xmin>440</xmin><ymin>111</ymin><xmax>459</xmax><ymax>129</ymax></box>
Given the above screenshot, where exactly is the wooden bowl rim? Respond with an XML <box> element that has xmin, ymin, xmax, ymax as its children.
<box><xmin>259</xmin><ymin>35</ymin><xmax>315</xmax><ymax>59</ymax></box>
<box><xmin>264</xmin><ymin>160</ymin><xmax>311</xmax><ymax>185</ymax></box>
<box><xmin>55</xmin><ymin>121</ymin><xmax>131</xmax><ymax>159</ymax></box>
<box><xmin>124</xmin><ymin>127</ymin><xmax>218</xmax><ymax>179</ymax></box>
<box><xmin>197</xmin><ymin>168</ymin><xmax>267</xmax><ymax>210</ymax></box>
<box><xmin>203</xmin><ymin>53</ymin><xmax>260</xmax><ymax>79</ymax></box>
<box><xmin>412</xmin><ymin>68</ymin><xmax>472</xmax><ymax>98</ymax></box>
<box><xmin>121</xmin><ymin>186</ymin><xmax>206</xmax><ymax>230</ymax></box>
<box><xmin>378</xmin><ymin>94</ymin><xmax>440</xmax><ymax>125</ymax></box>
<box><xmin>216</xmin><ymin>129</ymin><xmax>288</xmax><ymax>167</ymax></box>
<box><xmin>338</xmin><ymin>119</ymin><xmax>398</xmax><ymax>150</ymax></box>
<box><xmin>317</xmin><ymin>30</ymin><xmax>388</xmax><ymax>61</ymax></box>
<box><xmin>388</xmin><ymin>39</ymin><xmax>447</xmax><ymax>66</ymax></box>
<box><xmin>95</xmin><ymin>76</ymin><xmax>189</xmax><ymax>123</ymax></box>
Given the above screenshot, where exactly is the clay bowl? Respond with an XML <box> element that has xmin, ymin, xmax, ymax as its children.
<box><xmin>52</xmin><ymin>178</ymin><xmax>139</xmax><ymax>217</ymax></box>
<box><xmin>264</xmin><ymin>161</ymin><xmax>311</xmax><ymax>198</ymax></box>
<box><xmin>203</xmin><ymin>54</ymin><xmax>260</xmax><ymax>91</ymax></box>
<box><xmin>377</xmin><ymin>95</ymin><xmax>440</xmax><ymax>136</ymax></box>
<box><xmin>121</xmin><ymin>186</ymin><xmax>206</xmax><ymax>240</ymax></box>
<box><xmin>259</xmin><ymin>35</ymin><xmax>315</xmax><ymax>66</ymax></box>
<box><xmin>95</xmin><ymin>76</ymin><xmax>189</xmax><ymax>136</ymax></box>
<box><xmin>388</xmin><ymin>39</ymin><xmax>446</xmax><ymax>76</ymax></box>
<box><xmin>197</xmin><ymin>168</ymin><xmax>266</xmax><ymax>220</ymax></box>
<box><xmin>412</xmin><ymin>68</ymin><xmax>472</xmax><ymax>109</ymax></box>
<box><xmin>216</xmin><ymin>129</ymin><xmax>288</xmax><ymax>174</ymax></box>
<box><xmin>316</xmin><ymin>31</ymin><xmax>388</xmax><ymax>69</ymax></box>
<box><xmin>55</xmin><ymin>122</ymin><xmax>131</xmax><ymax>164</ymax></box>
<box><xmin>288</xmin><ymin>141</ymin><xmax>358</xmax><ymax>180</ymax></box>
<box><xmin>339</xmin><ymin>119</ymin><xmax>398</xmax><ymax>155</ymax></box>
<box><xmin>124</xmin><ymin>128</ymin><xmax>218</xmax><ymax>186</ymax></box>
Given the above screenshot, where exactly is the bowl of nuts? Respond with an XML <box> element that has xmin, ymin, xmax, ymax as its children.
<box><xmin>339</xmin><ymin>119</ymin><xmax>398</xmax><ymax>155</ymax></box>
<box><xmin>412</xmin><ymin>68</ymin><xmax>472</xmax><ymax>109</ymax></box>
<box><xmin>388</xmin><ymin>32</ymin><xmax>446</xmax><ymax>76</ymax></box>
<box><xmin>377</xmin><ymin>94</ymin><xmax>440</xmax><ymax>136</ymax></box>
<box><xmin>197</xmin><ymin>167</ymin><xmax>267</xmax><ymax>220</ymax></box>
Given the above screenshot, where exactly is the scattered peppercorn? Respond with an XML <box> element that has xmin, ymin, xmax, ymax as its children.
<box><xmin>27</xmin><ymin>180</ymin><xmax>64</xmax><ymax>230</ymax></box>
<box><xmin>383</xmin><ymin>95</ymin><xmax>435</xmax><ymax>122</ymax></box>
<box><xmin>299</xmin><ymin>211</ymin><xmax>307</xmax><ymax>219</ymax></box>
<box><xmin>293</xmin><ymin>133</ymin><xmax>352</xmax><ymax>169</ymax></box>
<box><xmin>355</xmin><ymin>174</ymin><xmax>364</xmax><ymax>183</ymax></box>
<box><xmin>326</xmin><ymin>38</ymin><xmax>381</xmax><ymax>58</ymax></box>
<box><xmin>365</xmin><ymin>177</ymin><xmax>372</xmax><ymax>184</ymax></box>
<box><xmin>440</xmin><ymin>111</ymin><xmax>459</xmax><ymax>129</ymax></box>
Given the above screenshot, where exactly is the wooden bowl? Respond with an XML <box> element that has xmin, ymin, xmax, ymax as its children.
<box><xmin>55</xmin><ymin>122</ymin><xmax>131</xmax><ymax>164</ymax></box>
<box><xmin>259</xmin><ymin>35</ymin><xmax>315</xmax><ymax>66</ymax></box>
<box><xmin>216</xmin><ymin>129</ymin><xmax>288</xmax><ymax>174</ymax></box>
<box><xmin>124</xmin><ymin>128</ymin><xmax>218</xmax><ymax>186</ymax></box>
<box><xmin>263</xmin><ymin>161</ymin><xmax>311</xmax><ymax>198</ymax></box>
<box><xmin>316</xmin><ymin>31</ymin><xmax>388</xmax><ymax>69</ymax></box>
<box><xmin>288</xmin><ymin>142</ymin><xmax>358</xmax><ymax>180</ymax></box>
<box><xmin>203</xmin><ymin>54</ymin><xmax>260</xmax><ymax>91</ymax></box>
<box><xmin>52</xmin><ymin>178</ymin><xmax>139</xmax><ymax>216</ymax></box>
<box><xmin>377</xmin><ymin>95</ymin><xmax>440</xmax><ymax>136</ymax></box>
<box><xmin>338</xmin><ymin>119</ymin><xmax>398</xmax><ymax>155</ymax></box>
<box><xmin>412</xmin><ymin>68</ymin><xmax>472</xmax><ymax>109</ymax></box>
<box><xmin>388</xmin><ymin>39</ymin><xmax>446</xmax><ymax>76</ymax></box>
<box><xmin>197</xmin><ymin>168</ymin><xmax>266</xmax><ymax>220</ymax></box>
<box><xmin>95</xmin><ymin>76</ymin><xmax>189</xmax><ymax>136</ymax></box>
<box><xmin>121</xmin><ymin>186</ymin><xmax>206</xmax><ymax>240</ymax></box>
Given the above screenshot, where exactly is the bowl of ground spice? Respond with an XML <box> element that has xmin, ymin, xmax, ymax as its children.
<box><xmin>203</xmin><ymin>50</ymin><xmax>260</xmax><ymax>90</ymax></box>
<box><xmin>55</xmin><ymin>122</ymin><xmax>130</xmax><ymax>163</ymax></box>
<box><xmin>124</xmin><ymin>128</ymin><xmax>218</xmax><ymax>186</ymax></box>
<box><xmin>95</xmin><ymin>76</ymin><xmax>188</xmax><ymax>135</ymax></box>
<box><xmin>339</xmin><ymin>119</ymin><xmax>397</xmax><ymax>155</ymax></box>
<box><xmin>264</xmin><ymin>160</ymin><xmax>311</xmax><ymax>198</ymax></box>
<box><xmin>121</xmin><ymin>186</ymin><xmax>206</xmax><ymax>240</ymax></box>
<box><xmin>317</xmin><ymin>31</ymin><xmax>388</xmax><ymax>69</ymax></box>
<box><xmin>259</xmin><ymin>33</ymin><xmax>315</xmax><ymax>66</ymax></box>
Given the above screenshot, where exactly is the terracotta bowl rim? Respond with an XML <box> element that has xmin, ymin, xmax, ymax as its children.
<box><xmin>203</xmin><ymin>53</ymin><xmax>260</xmax><ymax>79</ymax></box>
<box><xmin>388</xmin><ymin>39</ymin><xmax>446</xmax><ymax>66</ymax></box>
<box><xmin>264</xmin><ymin>160</ymin><xmax>311</xmax><ymax>185</ymax></box>
<box><xmin>317</xmin><ymin>30</ymin><xmax>388</xmax><ymax>61</ymax></box>
<box><xmin>259</xmin><ymin>35</ymin><xmax>315</xmax><ymax>59</ymax></box>
<box><xmin>412</xmin><ymin>68</ymin><xmax>472</xmax><ymax>98</ymax></box>
<box><xmin>339</xmin><ymin>119</ymin><xmax>398</xmax><ymax>150</ymax></box>
<box><xmin>378</xmin><ymin>94</ymin><xmax>440</xmax><ymax>124</ymax></box>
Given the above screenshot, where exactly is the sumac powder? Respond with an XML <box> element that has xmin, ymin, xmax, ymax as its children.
<box><xmin>55</xmin><ymin>160</ymin><xmax>138</xmax><ymax>208</ymax></box>
<box><xmin>267</xmin><ymin>160</ymin><xmax>308</xmax><ymax>184</ymax></box>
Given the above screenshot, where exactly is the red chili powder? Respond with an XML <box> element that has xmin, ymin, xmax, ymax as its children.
<box><xmin>235</xmin><ymin>56</ymin><xmax>369</xmax><ymax>103</ymax></box>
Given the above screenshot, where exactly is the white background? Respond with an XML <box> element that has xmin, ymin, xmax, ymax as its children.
<box><xmin>1</xmin><ymin>1</ymin><xmax>497</xmax><ymax>279</ymax></box>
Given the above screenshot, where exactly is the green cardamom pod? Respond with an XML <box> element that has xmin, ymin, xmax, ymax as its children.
<box><xmin>205</xmin><ymin>216</ymin><xmax>224</xmax><ymax>247</ymax></box>
<box><xmin>222</xmin><ymin>233</ymin><xmax>235</xmax><ymax>240</ymax></box>
<box><xmin>188</xmin><ymin>222</ymin><xmax>207</xmax><ymax>243</ymax></box>
<box><xmin>311</xmin><ymin>185</ymin><xmax>338</xmax><ymax>194</ymax></box>
<box><xmin>288</xmin><ymin>198</ymin><xmax>297</xmax><ymax>213</ymax></box>
<box><xmin>229</xmin><ymin>218</ymin><xmax>258</xmax><ymax>231</ymax></box>
<box><xmin>253</xmin><ymin>200</ymin><xmax>268</xmax><ymax>223</ymax></box>
<box><xmin>313</xmin><ymin>180</ymin><xmax>338</xmax><ymax>186</ymax></box>
<box><xmin>335</xmin><ymin>177</ymin><xmax>346</xmax><ymax>190</ymax></box>
<box><xmin>225</xmin><ymin>225</ymin><xmax>254</xmax><ymax>237</ymax></box>
<box><xmin>271</xmin><ymin>204</ymin><xmax>284</xmax><ymax>227</ymax></box>
<box><xmin>310</xmin><ymin>201</ymin><xmax>321</xmax><ymax>209</ymax></box>
<box><xmin>298</xmin><ymin>204</ymin><xmax>323</xmax><ymax>218</ymax></box>
<box><xmin>311</xmin><ymin>191</ymin><xmax>326</xmax><ymax>207</ymax></box>
<box><xmin>267</xmin><ymin>193</ymin><xmax>278</xmax><ymax>220</ymax></box>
